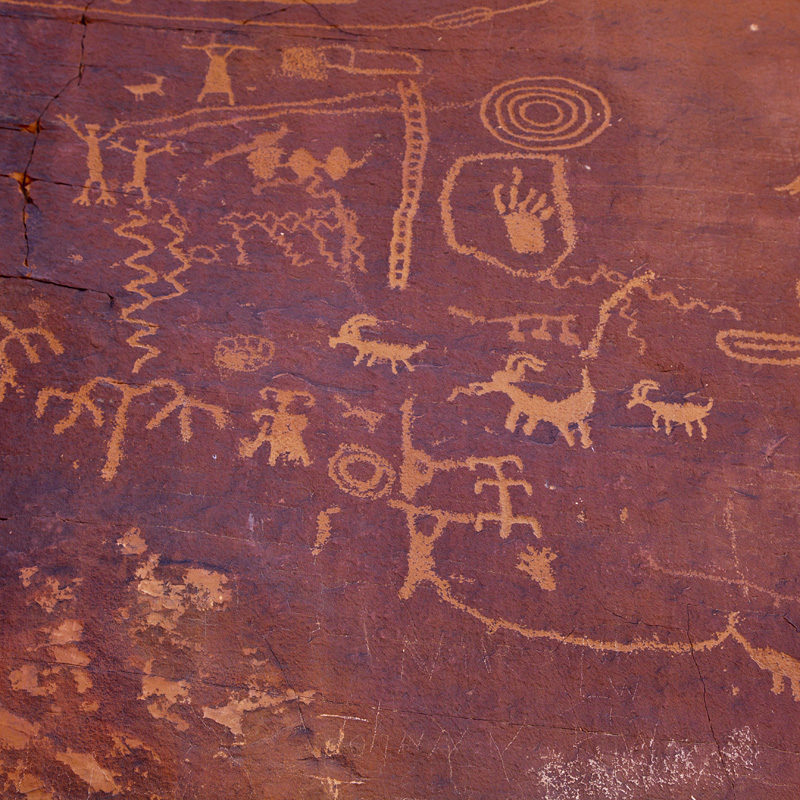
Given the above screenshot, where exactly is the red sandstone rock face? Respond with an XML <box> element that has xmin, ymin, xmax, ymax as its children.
<box><xmin>0</xmin><ymin>1</ymin><xmax>799</xmax><ymax>798</ymax></box>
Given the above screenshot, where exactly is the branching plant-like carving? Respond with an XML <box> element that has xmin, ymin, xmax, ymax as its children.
<box><xmin>450</xmin><ymin>354</ymin><xmax>595</xmax><ymax>447</ymax></box>
<box><xmin>36</xmin><ymin>377</ymin><xmax>228</xmax><ymax>480</ymax></box>
<box><xmin>627</xmin><ymin>379</ymin><xmax>713</xmax><ymax>439</ymax></box>
<box><xmin>0</xmin><ymin>313</ymin><xmax>63</xmax><ymax>402</ymax></box>
<box><xmin>493</xmin><ymin>167</ymin><xmax>554</xmax><ymax>254</ymax></box>
<box><xmin>329</xmin><ymin>314</ymin><xmax>427</xmax><ymax>374</ymax></box>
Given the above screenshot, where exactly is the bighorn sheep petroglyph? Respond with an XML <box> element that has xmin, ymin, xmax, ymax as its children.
<box><xmin>329</xmin><ymin>314</ymin><xmax>427</xmax><ymax>374</ymax></box>
<box><xmin>449</xmin><ymin>353</ymin><xmax>595</xmax><ymax>447</ymax></box>
<box><xmin>627</xmin><ymin>379</ymin><xmax>713</xmax><ymax>439</ymax></box>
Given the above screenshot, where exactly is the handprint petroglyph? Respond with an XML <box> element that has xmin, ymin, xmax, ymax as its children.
<box><xmin>493</xmin><ymin>167</ymin><xmax>555</xmax><ymax>254</ymax></box>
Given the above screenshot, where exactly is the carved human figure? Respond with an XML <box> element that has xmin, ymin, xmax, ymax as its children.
<box><xmin>239</xmin><ymin>388</ymin><xmax>315</xmax><ymax>467</ymax></box>
<box><xmin>59</xmin><ymin>115</ymin><xmax>117</xmax><ymax>206</ymax></box>
<box><xmin>183</xmin><ymin>43</ymin><xmax>256</xmax><ymax>106</ymax></box>
<box><xmin>111</xmin><ymin>138</ymin><xmax>176</xmax><ymax>207</ymax></box>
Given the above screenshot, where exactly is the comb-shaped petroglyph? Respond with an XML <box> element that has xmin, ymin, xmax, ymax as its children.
<box><xmin>0</xmin><ymin>312</ymin><xmax>62</xmax><ymax>402</ymax></box>
<box><xmin>449</xmin><ymin>354</ymin><xmax>595</xmax><ymax>447</ymax></box>
<box><xmin>222</xmin><ymin>203</ymin><xmax>365</xmax><ymax>286</ymax></box>
<box><xmin>239</xmin><ymin>387</ymin><xmax>315</xmax><ymax>467</ymax></box>
<box><xmin>35</xmin><ymin>377</ymin><xmax>228</xmax><ymax>480</ymax></box>
<box><xmin>627</xmin><ymin>379</ymin><xmax>713</xmax><ymax>439</ymax></box>
<box><xmin>449</xmin><ymin>306</ymin><xmax>580</xmax><ymax>346</ymax></box>
<box><xmin>329</xmin><ymin>314</ymin><xmax>427</xmax><ymax>374</ymax></box>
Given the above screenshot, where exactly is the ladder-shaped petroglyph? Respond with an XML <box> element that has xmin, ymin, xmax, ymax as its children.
<box><xmin>239</xmin><ymin>387</ymin><xmax>314</xmax><ymax>467</ymax></box>
<box><xmin>114</xmin><ymin>202</ymin><xmax>215</xmax><ymax>373</ymax></box>
<box><xmin>281</xmin><ymin>46</ymin><xmax>422</xmax><ymax>80</ymax></box>
<box><xmin>124</xmin><ymin>73</ymin><xmax>166</xmax><ymax>102</ymax></box>
<box><xmin>449</xmin><ymin>306</ymin><xmax>580</xmax><ymax>346</ymax></box>
<box><xmin>329</xmin><ymin>314</ymin><xmax>427</xmax><ymax>374</ymax></box>
<box><xmin>0</xmin><ymin>312</ymin><xmax>63</xmax><ymax>402</ymax></box>
<box><xmin>716</xmin><ymin>329</ymin><xmax>800</xmax><ymax>366</ymax></box>
<box><xmin>388</xmin><ymin>81</ymin><xmax>429</xmax><ymax>289</ymax></box>
<box><xmin>627</xmin><ymin>379</ymin><xmax>713</xmax><ymax>439</ymax></box>
<box><xmin>183</xmin><ymin>42</ymin><xmax>257</xmax><ymax>106</ymax></box>
<box><xmin>58</xmin><ymin>115</ymin><xmax>118</xmax><ymax>206</ymax></box>
<box><xmin>450</xmin><ymin>354</ymin><xmax>595</xmax><ymax>447</ymax></box>
<box><xmin>36</xmin><ymin>377</ymin><xmax>228</xmax><ymax>480</ymax></box>
<box><xmin>110</xmin><ymin>138</ymin><xmax>177</xmax><ymax>207</ymax></box>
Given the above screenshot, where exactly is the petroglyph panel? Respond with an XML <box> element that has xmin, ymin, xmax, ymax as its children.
<box><xmin>2</xmin><ymin>1</ymin><xmax>800</xmax><ymax>798</ymax></box>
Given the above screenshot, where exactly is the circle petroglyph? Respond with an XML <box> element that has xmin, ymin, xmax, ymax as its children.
<box><xmin>480</xmin><ymin>76</ymin><xmax>611</xmax><ymax>150</ymax></box>
<box><xmin>328</xmin><ymin>444</ymin><xmax>396</xmax><ymax>499</ymax></box>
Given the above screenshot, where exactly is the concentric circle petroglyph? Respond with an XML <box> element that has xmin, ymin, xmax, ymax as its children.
<box><xmin>328</xmin><ymin>444</ymin><xmax>396</xmax><ymax>499</ymax></box>
<box><xmin>480</xmin><ymin>76</ymin><xmax>611</xmax><ymax>150</ymax></box>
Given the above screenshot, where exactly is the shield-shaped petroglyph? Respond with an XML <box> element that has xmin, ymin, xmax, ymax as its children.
<box><xmin>440</xmin><ymin>152</ymin><xmax>576</xmax><ymax>280</ymax></box>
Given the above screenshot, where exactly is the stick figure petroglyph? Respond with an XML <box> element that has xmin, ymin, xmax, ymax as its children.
<box><xmin>58</xmin><ymin>115</ymin><xmax>117</xmax><ymax>206</ymax></box>
<box><xmin>110</xmin><ymin>138</ymin><xmax>177</xmax><ymax>207</ymax></box>
<box><xmin>183</xmin><ymin>43</ymin><xmax>256</xmax><ymax>106</ymax></box>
